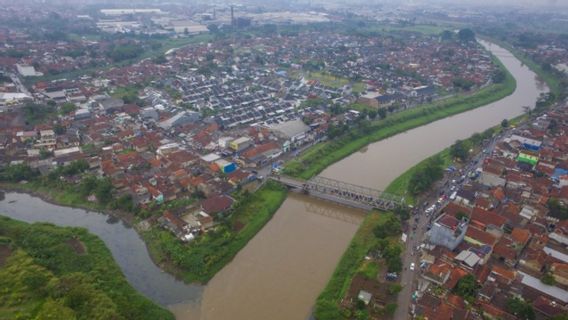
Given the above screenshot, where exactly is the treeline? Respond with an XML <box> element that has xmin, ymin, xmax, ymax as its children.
<box><xmin>408</xmin><ymin>155</ymin><xmax>444</xmax><ymax>196</ymax></box>
<box><xmin>0</xmin><ymin>161</ymin><xmax>136</xmax><ymax>213</ymax></box>
<box><xmin>0</xmin><ymin>216</ymin><xmax>173</xmax><ymax>319</ymax></box>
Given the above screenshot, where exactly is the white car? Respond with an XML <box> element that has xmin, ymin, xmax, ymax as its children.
<box><xmin>410</xmin><ymin>262</ymin><xmax>415</xmax><ymax>271</ymax></box>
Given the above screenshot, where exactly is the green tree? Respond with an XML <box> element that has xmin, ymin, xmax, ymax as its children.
<box><xmin>541</xmin><ymin>272</ymin><xmax>556</xmax><ymax>285</ymax></box>
<box><xmin>506</xmin><ymin>297</ymin><xmax>535</xmax><ymax>320</ymax></box>
<box><xmin>60</xmin><ymin>102</ymin><xmax>77</xmax><ymax>115</ymax></box>
<box><xmin>440</xmin><ymin>30</ymin><xmax>453</xmax><ymax>41</ymax></box>
<box><xmin>450</xmin><ymin>139</ymin><xmax>469</xmax><ymax>161</ymax></box>
<box><xmin>453</xmin><ymin>274</ymin><xmax>478</xmax><ymax>301</ymax></box>
<box><xmin>388</xmin><ymin>283</ymin><xmax>402</xmax><ymax>295</ymax></box>
<box><xmin>501</xmin><ymin>118</ymin><xmax>509</xmax><ymax>128</ymax></box>
<box><xmin>458</xmin><ymin>28</ymin><xmax>475</xmax><ymax>42</ymax></box>
<box><xmin>34</xmin><ymin>299</ymin><xmax>76</xmax><ymax>320</ymax></box>
<box><xmin>548</xmin><ymin>198</ymin><xmax>568</xmax><ymax>220</ymax></box>
<box><xmin>384</xmin><ymin>303</ymin><xmax>398</xmax><ymax>316</ymax></box>
<box><xmin>377</xmin><ymin>108</ymin><xmax>387</xmax><ymax>119</ymax></box>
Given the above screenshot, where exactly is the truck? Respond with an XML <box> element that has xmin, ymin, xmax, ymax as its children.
<box><xmin>449</xmin><ymin>191</ymin><xmax>458</xmax><ymax>201</ymax></box>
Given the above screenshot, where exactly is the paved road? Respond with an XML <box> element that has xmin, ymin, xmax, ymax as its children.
<box><xmin>393</xmin><ymin>130</ymin><xmax>508</xmax><ymax>319</ymax></box>
<box><xmin>9</xmin><ymin>73</ymin><xmax>32</xmax><ymax>96</ymax></box>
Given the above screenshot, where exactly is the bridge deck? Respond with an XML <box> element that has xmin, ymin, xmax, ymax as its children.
<box><xmin>270</xmin><ymin>175</ymin><xmax>404</xmax><ymax>212</ymax></box>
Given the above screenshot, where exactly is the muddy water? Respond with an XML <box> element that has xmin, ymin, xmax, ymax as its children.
<box><xmin>321</xmin><ymin>41</ymin><xmax>546</xmax><ymax>190</ymax></box>
<box><xmin>0</xmin><ymin>191</ymin><xmax>202</xmax><ymax>306</ymax></box>
<box><xmin>173</xmin><ymin>41</ymin><xmax>546</xmax><ymax>320</ymax></box>
<box><xmin>171</xmin><ymin>193</ymin><xmax>364</xmax><ymax>320</ymax></box>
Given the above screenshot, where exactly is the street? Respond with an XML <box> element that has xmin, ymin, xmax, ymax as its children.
<box><xmin>393</xmin><ymin>128</ymin><xmax>508</xmax><ymax>319</ymax></box>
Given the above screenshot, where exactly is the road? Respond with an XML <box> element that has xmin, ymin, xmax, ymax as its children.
<box><xmin>393</xmin><ymin>129</ymin><xmax>508</xmax><ymax>319</ymax></box>
<box><xmin>9</xmin><ymin>73</ymin><xmax>32</xmax><ymax>96</ymax></box>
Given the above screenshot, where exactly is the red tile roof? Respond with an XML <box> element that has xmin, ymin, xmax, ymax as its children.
<box><xmin>201</xmin><ymin>194</ymin><xmax>234</xmax><ymax>216</ymax></box>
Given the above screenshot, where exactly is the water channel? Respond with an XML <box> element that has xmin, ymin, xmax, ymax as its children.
<box><xmin>0</xmin><ymin>41</ymin><xmax>547</xmax><ymax>320</ymax></box>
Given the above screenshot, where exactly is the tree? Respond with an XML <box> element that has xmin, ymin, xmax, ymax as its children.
<box><xmin>453</xmin><ymin>274</ymin><xmax>479</xmax><ymax>301</ymax></box>
<box><xmin>456</xmin><ymin>211</ymin><xmax>468</xmax><ymax>221</ymax></box>
<box><xmin>60</xmin><ymin>102</ymin><xmax>77</xmax><ymax>115</ymax></box>
<box><xmin>440</xmin><ymin>30</ymin><xmax>453</xmax><ymax>41</ymax></box>
<box><xmin>207</xmin><ymin>24</ymin><xmax>219</xmax><ymax>33</ymax></box>
<box><xmin>548</xmin><ymin>198</ymin><xmax>568</xmax><ymax>220</ymax></box>
<box><xmin>458</xmin><ymin>28</ymin><xmax>475</xmax><ymax>42</ymax></box>
<box><xmin>388</xmin><ymin>283</ymin><xmax>402</xmax><ymax>295</ymax></box>
<box><xmin>450</xmin><ymin>139</ymin><xmax>469</xmax><ymax>162</ymax></box>
<box><xmin>95</xmin><ymin>179</ymin><xmax>113</xmax><ymax>205</ymax></box>
<box><xmin>492</xmin><ymin>69</ymin><xmax>507</xmax><ymax>83</ymax></box>
<box><xmin>34</xmin><ymin>299</ymin><xmax>76</xmax><ymax>320</ymax></box>
<box><xmin>377</xmin><ymin>108</ymin><xmax>387</xmax><ymax>119</ymax></box>
<box><xmin>506</xmin><ymin>297</ymin><xmax>535</xmax><ymax>320</ymax></box>
<box><xmin>374</xmin><ymin>216</ymin><xmax>402</xmax><ymax>239</ymax></box>
<box><xmin>541</xmin><ymin>272</ymin><xmax>556</xmax><ymax>285</ymax></box>
<box><xmin>384</xmin><ymin>303</ymin><xmax>398</xmax><ymax>316</ymax></box>
<box><xmin>501</xmin><ymin>118</ymin><xmax>509</xmax><ymax>128</ymax></box>
<box><xmin>0</xmin><ymin>164</ymin><xmax>39</xmax><ymax>182</ymax></box>
<box><xmin>54</xmin><ymin>123</ymin><xmax>66</xmax><ymax>135</ymax></box>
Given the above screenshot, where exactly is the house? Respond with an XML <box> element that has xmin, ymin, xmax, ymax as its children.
<box><xmin>158</xmin><ymin>210</ymin><xmax>191</xmax><ymax>239</ymax></box>
<box><xmin>200</xmin><ymin>194</ymin><xmax>234</xmax><ymax>217</ymax></box>
<box><xmin>99</xmin><ymin>98</ymin><xmax>124</xmax><ymax>114</ymax></box>
<box><xmin>268</xmin><ymin>119</ymin><xmax>311</xmax><ymax>151</ymax></box>
<box><xmin>429</xmin><ymin>214</ymin><xmax>468</xmax><ymax>251</ymax></box>
<box><xmin>159</xmin><ymin>111</ymin><xmax>200</xmax><ymax>130</ymax></box>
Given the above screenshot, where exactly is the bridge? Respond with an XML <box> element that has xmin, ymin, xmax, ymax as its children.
<box><xmin>270</xmin><ymin>175</ymin><xmax>405</xmax><ymax>211</ymax></box>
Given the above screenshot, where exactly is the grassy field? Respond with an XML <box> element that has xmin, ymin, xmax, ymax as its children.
<box><xmin>313</xmin><ymin>212</ymin><xmax>394</xmax><ymax>320</ymax></box>
<box><xmin>290</xmin><ymin>70</ymin><xmax>366</xmax><ymax>94</ymax></box>
<box><xmin>142</xmin><ymin>181</ymin><xmax>288</xmax><ymax>283</ymax></box>
<box><xmin>0</xmin><ymin>216</ymin><xmax>173</xmax><ymax>320</ymax></box>
<box><xmin>284</xmin><ymin>56</ymin><xmax>516</xmax><ymax>180</ymax></box>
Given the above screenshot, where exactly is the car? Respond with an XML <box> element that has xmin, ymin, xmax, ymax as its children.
<box><xmin>410</xmin><ymin>262</ymin><xmax>415</xmax><ymax>271</ymax></box>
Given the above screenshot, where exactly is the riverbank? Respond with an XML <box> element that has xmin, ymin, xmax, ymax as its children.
<box><xmin>284</xmin><ymin>53</ymin><xmax>516</xmax><ymax>180</ymax></box>
<box><xmin>0</xmin><ymin>181</ymin><xmax>137</xmax><ymax>225</ymax></box>
<box><xmin>481</xmin><ymin>36</ymin><xmax>564</xmax><ymax>99</ymax></box>
<box><xmin>0</xmin><ymin>216</ymin><xmax>174</xmax><ymax>319</ymax></box>
<box><xmin>141</xmin><ymin>180</ymin><xmax>288</xmax><ymax>284</ymax></box>
<box><xmin>312</xmin><ymin>105</ymin><xmax>547</xmax><ymax>319</ymax></box>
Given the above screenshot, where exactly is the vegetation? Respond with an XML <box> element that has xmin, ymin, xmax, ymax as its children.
<box><xmin>484</xmin><ymin>37</ymin><xmax>566</xmax><ymax>102</ymax></box>
<box><xmin>313</xmin><ymin>212</ymin><xmax>399</xmax><ymax>320</ymax></box>
<box><xmin>284</xmin><ymin>58</ymin><xmax>516</xmax><ymax>180</ymax></box>
<box><xmin>112</xmin><ymin>85</ymin><xmax>142</xmax><ymax>105</ymax></box>
<box><xmin>548</xmin><ymin>198</ymin><xmax>568</xmax><ymax>220</ymax></box>
<box><xmin>59</xmin><ymin>102</ymin><xmax>77</xmax><ymax>115</ymax></box>
<box><xmin>506</xmin><ymin>297</ymin><xmax>535</xmax><ymax>320</ymax></box>
<box><xmin>142</xmin><ymin>181</ymin><xmax>287</xmax><ymax>283</ymax></box>
<box><xmin>541</xmin><ymin>272</ymin><xmax>556</xmax><ymax>286</ymax></box>
<box><xmin>407</xmin><ymin>155</ymin><xmax>445</xmax><ymax>196</ymax></box>
<box><xmin>0</xmin><ymin>216</ymin><xmax>173</xmax><ymax>320</ymax></box>
<box><xmin>452</xmin><ymin>274</ymin><xmax>479</xmax><ymax>302</ymax></box>
<box><xmin>23</xmin><ymin>103</ymin><xmax>57</xmax><ymax>125</ymax></box>
<box><xmin>0</xmin><ymin>161</ymin><xmax>136</xmax><ymax>214</ymax></box>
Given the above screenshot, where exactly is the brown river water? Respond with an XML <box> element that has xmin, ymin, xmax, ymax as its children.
<box><xmin>170</xmin><ymin>41</ymin><xmax>547</xmax><ymax>320</ymax></box>
<box><xmin>0</xmin><ymin>41</ymin><xmax>546</xmax><ymax>320</ymax></box>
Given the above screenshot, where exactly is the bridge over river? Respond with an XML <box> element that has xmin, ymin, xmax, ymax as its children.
<box><xmin>270</xmin><ymin>175</ymin><xmax>405</xmax><ymax>211</ymax></box>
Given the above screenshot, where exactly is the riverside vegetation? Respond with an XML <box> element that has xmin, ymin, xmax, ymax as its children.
<box><xmin>142</xmin><ymin>180</ymin><xmax>288</xmax><ymax>283</ymax></box>
<box><xmin>0</xmin><ymin>216</ymin><xmax>173</xmax><ymax>320</ymax></box>
<box><xmin>284</xmin><ymin>55</ymin><xmax>516</xmax><ymax>180</ymax></box>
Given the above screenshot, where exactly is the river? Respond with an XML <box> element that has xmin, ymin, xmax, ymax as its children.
<box><xmin>0</xmin><ymin>191</ymin><xmax>202</xmax><ymax>306</ymax></box>
<box><xmin>0</xmin><ymin>41</ymin><xmax>546</xmax><ymax>320</ymax></box>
